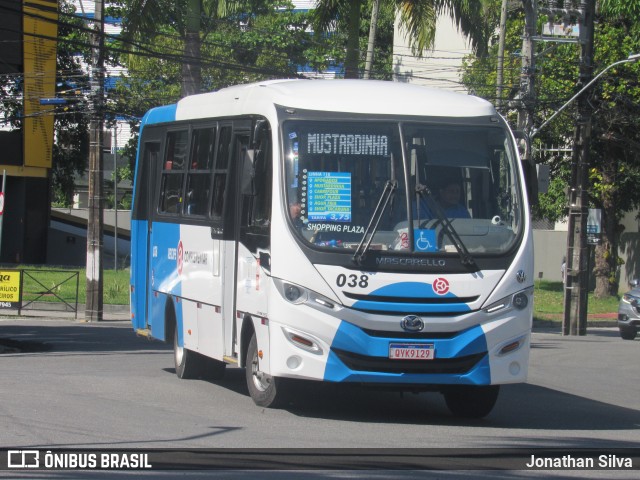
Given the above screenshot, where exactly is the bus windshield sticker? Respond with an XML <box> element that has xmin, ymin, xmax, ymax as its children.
<box><xmin>307</xmin><ymin>133</ymin><xmax>388</xmax><ymax>156</ymax></box>
<box><xmin>305</xmin><ymin>171</ymin><xmax>352</xmax><ymax>222</ymax></box>
<box><xmin>306</xmin><ymin>223</ymin><xmax>365</xmax><ymax>234</ymax></box>
<box><xmin>414</xmin><ymin>229</ymin><xmax>438</xmax><ymax>252</ymax></box>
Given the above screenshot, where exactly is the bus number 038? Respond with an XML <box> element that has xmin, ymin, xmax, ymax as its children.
<box><xmin>336</xmin><ymin>274</ymin><xmax>369</xmax><ymax>288</ymax></box>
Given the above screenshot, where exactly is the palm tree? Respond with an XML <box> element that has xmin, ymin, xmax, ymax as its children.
<box><xmin>122</xmin><ymin>0</ymin><xmax>240</xmax><ymax>97</ymax></box>
<box><xmin>313</xmin><ymin>0</ymin><xmax>489</xmax><ymax>79</ymax></box>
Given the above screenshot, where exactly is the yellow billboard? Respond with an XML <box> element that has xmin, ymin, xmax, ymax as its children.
<box><xmin>0</xmin><ymin>269</ymin><xmax>22</xmax><ymax>308</ymax></box>
<box><xmin>23</xmin><ymin>0</ymin><xmax>58</xmax><ymax>169</ymax></box>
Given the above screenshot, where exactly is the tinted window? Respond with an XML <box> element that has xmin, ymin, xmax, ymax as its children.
<box><xmin>159</xmin><ymin>130</ymin><xmax>188</xmax><ymax>214</ymax></box>
<box><xmin>184</xmin><ymin>127</ymin><xmax>216</xmax><ymax>216</ymax></box>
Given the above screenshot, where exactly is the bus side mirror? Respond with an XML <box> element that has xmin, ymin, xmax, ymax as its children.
<box><xmin>241</xmin><ymin>148</ymin><xmax>256</xmax><ymax>196</ymax></box>
<box><xmin>536</xmin><ymin>164</ymin><xmax>550</xmax><ymax>194</ymax></box>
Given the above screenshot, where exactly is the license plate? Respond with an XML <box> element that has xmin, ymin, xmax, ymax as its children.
<box><xmin>389</xmin><ymin>343</ymin><xmax>435</xmax><ymax>360</ymax></box>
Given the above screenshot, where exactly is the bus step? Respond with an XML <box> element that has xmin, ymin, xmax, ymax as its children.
<box><xmin>136</xmin><ymin>328</ymin><xmax>152</xmax><ymax>338</ymax></box>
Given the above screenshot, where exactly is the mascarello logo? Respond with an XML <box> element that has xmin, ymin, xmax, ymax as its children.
<box><xmin>432</xmin><ymin>277</ymin><xmax>450</xmax><ymax>295</ymax></box>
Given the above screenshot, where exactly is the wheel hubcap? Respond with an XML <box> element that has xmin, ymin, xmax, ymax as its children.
<box><xmin>251</xmin><ymin>352</ymin><xmax>271</xmax><ymax>392</ymax></box>
<box><xmin>175</xmin><ymin>337</ymin><xmax>184</xmax><ymax>366</ymax></box>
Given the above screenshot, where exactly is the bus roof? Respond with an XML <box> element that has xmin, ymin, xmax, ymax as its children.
<box><xmin>145</xmin><ymin>79</ymin><xmax>498</xmax><ymax>125</ymax></box>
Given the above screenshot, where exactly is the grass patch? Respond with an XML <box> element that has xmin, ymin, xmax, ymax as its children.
<box><xmin>533</xmin><ymin>280</ymin><xmax>620</xmax><ymax>315</ymax></box>
<box><xmin>10</xmin><ymin>266</ymin><xmax>129</xmax><ymax>305</ymax></box>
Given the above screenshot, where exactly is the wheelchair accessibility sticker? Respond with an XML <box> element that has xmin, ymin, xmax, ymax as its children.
<box><xmin>414</xmin><ymin>229</ymin><xmax>437</xmax><ymax>252</ymax></box>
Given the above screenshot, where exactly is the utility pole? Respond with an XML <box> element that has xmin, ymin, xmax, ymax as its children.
<box><xmin>113</xmin><ymin>125</ymin><xmax>118</xmax><ymax>271</ymax></box>
<box><xmin>563</xmin><ymin>0</ymin><xmax>595</xmax><ymax>336</ymax></box>
<box><xmin>517</xmin><ymin>1</ymin><xmax>536</xmax><ymax>163</ymax></box>
<box><xmin>86</xmin><ymin>0</ymin><xmax>105</xmax><ymax>322</ymax></box>
<box><xmin>495</xmin><ymin>0</ymin><xmax>508</xmax><ymax>108</ymax></box>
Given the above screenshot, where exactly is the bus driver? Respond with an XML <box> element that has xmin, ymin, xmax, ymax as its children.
<box><xmin>416</xmin><ymin>180</ymin><xmax>470</xmax><ymax>219</ymax></box>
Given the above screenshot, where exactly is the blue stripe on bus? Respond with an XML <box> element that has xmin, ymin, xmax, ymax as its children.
<box><xmin>350</xmin><ymin>301</ymin><xmax>471</xmax><ymax>314</ymax></box>
<box><xmin>130</xmin><ymin>219</ymin><xmax>148</xmax><ymax>331</ymax></box>
<box><xmin>141</xmin><ymin>104</ymin><xmax>177</xmax><ymax>127</ymax></box>
<box><xmin>151</xmin><ymin>222</ymin><xmax>182</xmax><ymax>342</ymax></box>
<box><xmin>351</xmin><ymin>281</ymin><xmax>472</xmax><ymax>314</ymax></box>
<box><xmin>324</xmin><ymin>321</ymin><xmax>490</xmax><ymax>385</ymax></box>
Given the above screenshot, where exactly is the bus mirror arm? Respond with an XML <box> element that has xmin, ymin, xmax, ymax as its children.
<box><xmin>512</xmin><ymin>130</ymin><xmax>538</xmax><ymax>206</ymax></box>
<box><xmin>259</xmin><ymin>252</ymin><xmax>271</xmax><ymax>272</ymax></box>
<box><xmin>253</xmin><ymin>119</ymin><xmax>268</xmax><ymax>145</ymax></box>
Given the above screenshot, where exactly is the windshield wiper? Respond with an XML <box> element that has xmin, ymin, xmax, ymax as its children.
<box><xmin>352</xmin><ymin>179</ymin><xmax>398</xmax><ymax>264</ymax></box>
<box><xmin>415</xmin><ymin>183</ymin><xmax>477</xmax><ymax>269</ymax></box>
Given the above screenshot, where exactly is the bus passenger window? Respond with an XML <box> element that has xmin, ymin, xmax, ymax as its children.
<box><xmin>185</xmin><ymin>127</ymin><xmax>216</xmax><ymax>216</ymax></box>
<box><xmin>159</xmin><ymin>173</ymin><xmax>184</xmax><ymax>214</ymax></box>
<box><xmin>159</xmin><ymin>130</ymin><xmax>188</xmax><ymax>214</ymax></box>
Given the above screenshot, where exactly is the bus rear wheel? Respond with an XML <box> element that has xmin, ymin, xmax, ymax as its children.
<box><xmin>443</xmin><ymin>385</ymin><xmax>500</xmax><ymax>419</ymax></box>
<box><xmin>174</xmin><ymin>325</ymin><xmax>204</xmax><ymax>379</ymax></box>
<box><xmin>245</xmin><ymin>332</ymin><xmax>289</xmax><ymax>408</ymax></box>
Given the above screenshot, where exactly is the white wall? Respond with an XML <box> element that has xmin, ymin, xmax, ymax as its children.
<box><xmin>393</xmin><ymin>11</ymin><xmax>471</xmax><ymax>92</ymax></box>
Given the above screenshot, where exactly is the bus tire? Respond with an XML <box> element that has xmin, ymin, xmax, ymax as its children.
<box><xmin>245</xmin><ymin>332</ymin><xmax>288</xmax><ymax>408</ymax></box>
<box><xmin>174</xmin><ymin>325</ymin><xmax>204</xmax><ymax>379</ymax></box>
<box><xmin>443</xmin><ymin>385</ymin><xmax>500</xmax><ymax>419</ymax></box>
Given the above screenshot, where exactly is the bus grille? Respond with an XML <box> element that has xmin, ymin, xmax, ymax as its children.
<box><xmin>343</xmin><ymin>292</ymin><xmax>478</xmax><ymax>316</ymax></box>
<box><xmin>361</xmin><ymin>329</ymin><xmax>459</xmax><ymax>339</ymax></box>
<box><xmin>344</xmin><ymin>292</ymin><xmax>480</xmax><ymax>304</ymax></box>
<box><xmin>332</xmin><ymin>348</ymin><xmax>486</xmax><ymax>375</ymax></box>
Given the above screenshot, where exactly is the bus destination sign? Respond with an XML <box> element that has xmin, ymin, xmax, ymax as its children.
<box><xmin>305</xmin><ymin>171</ymin><xmax>352</xmax><ymax>222</ymax></box>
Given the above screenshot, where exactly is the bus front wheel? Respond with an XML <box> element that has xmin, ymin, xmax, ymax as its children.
<box><xmin>443</xmin><ymin>385</ymin><xmax>500</xmax><ymax>419</ymax></box>
<box><xmin>245</xmin><ymin>332</ymin><xmax>289</xmax><ymax>408</ymax></box>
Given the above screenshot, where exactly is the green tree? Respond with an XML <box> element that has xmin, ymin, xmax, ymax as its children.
<box><xmin>113</xmin><ymin>2</ymin><xmax>329</xmax><ymax>164</ymax></box>
<box><xmin>312</xmin><ymin>0</ymin><xmax>491</xmax><ymax>78</ymax></box>
<box><xmin>462</xmin><ymin>1</ymin><xmax>640</xmax><ymax>297</ymax></box>
<box><xmin>121</xmin><ymin>0</ymin><xmax>263</xmax><ymax>97</ymax></box>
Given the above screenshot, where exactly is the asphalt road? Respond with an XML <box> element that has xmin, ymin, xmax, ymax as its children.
<box><xmin>0</xmin><ymin>316</ymin><xmax>638</xmax><ymax>479</ymax></box>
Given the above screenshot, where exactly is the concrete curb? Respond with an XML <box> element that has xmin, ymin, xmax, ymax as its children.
<box><xmin>0</xmin><ymin>303</ymin><xmax>130</xmax><ymax>321</ymax></box>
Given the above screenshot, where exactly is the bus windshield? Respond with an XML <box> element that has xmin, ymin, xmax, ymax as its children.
<box><xmin>283</xmin><ymin>120</ymin><xmax>523</xmax><ymax>256</ymax></box>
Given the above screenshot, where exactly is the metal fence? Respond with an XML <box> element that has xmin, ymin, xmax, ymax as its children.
<box><xmin>0</xmin><ymin>269</ymin><xmax>80</xmax><ymax>319</ymax></box>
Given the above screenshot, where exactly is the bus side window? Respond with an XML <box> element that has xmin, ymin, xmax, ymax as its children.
<box><xmin>159</xmin><ymin>130</ymin><xmax>188</xmax><ymax>214</ymax></box>
<box><xmin>184</xmin><ymin>127</ymin><xmax>216</xmax><ymax>216</ymax></box>
<box><xmin>211</xmin><ymin>126</ymin><xmax>232</xmax><ymax>222</ymax></box>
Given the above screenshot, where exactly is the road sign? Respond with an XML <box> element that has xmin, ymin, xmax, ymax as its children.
<box><xmin>587</xmin><ymin>208</ymin><xmax>601</xmax><ymax>245</ymax></box>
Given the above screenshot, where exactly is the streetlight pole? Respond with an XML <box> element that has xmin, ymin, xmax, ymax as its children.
<box><xmin>530</xmin><ymin>53</ymin><xmax>640</xmax><ymax>140</ymax></box>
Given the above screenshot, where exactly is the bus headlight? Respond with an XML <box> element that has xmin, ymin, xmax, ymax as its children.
<box><xmin>483</xmin><ymin>287</ymin><xmax>533</xmax><ymax>314</ymax></box>
<box><xmin>274</xmin><ymin>278</ymin><xmax>338</xmax><ymax>310</ymax></box>
<box><xmin>512</xmin><ymin>292</ymin><xmax>529</xmax><ymax>309</ymax></box>
<box><xmin>284</xmin><ymin>284</ymin><xmax>306</xmax><ymax>304</ymax></box>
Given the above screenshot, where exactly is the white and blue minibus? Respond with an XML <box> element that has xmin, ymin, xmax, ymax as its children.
<box><xmin>130</xmin><ymin>79</ymin><xmax>535</xmax><ymax>418</ymax></box>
